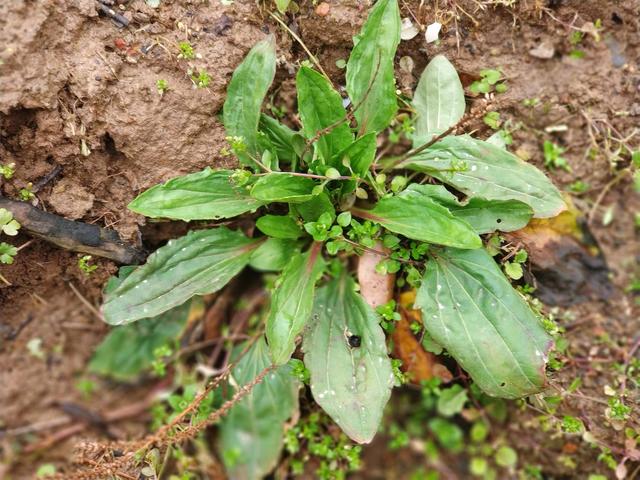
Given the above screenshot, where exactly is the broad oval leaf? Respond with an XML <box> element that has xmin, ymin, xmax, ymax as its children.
<box><xmin>333</xmin><ymin>132</ymin><xmax>377</xmax><ymax>177</ymax></box>
<box><xmin>297</xmin><ymin>66</ymin><xmax>353</xmax><ymax>163</ymax></box>
<box><xmin>102</xmin><ymin>228</ymin><xmax>259</xmax><ymax>325</ymax></box>
<box><xmin>346</xmin><ymin>0</ymin><xmax>401</xmax><ymax>135</ymax></box>
<box><xmin>352</xmin><ymin>195</ymin><xmax>481</xmax><ymax>249</ymax></box>
<box><xmin>128</xmin><ymin>168</ymin><xmax>262</xmax><ymax>221</ymax></box>
<box><xmin>223</xmin><ymin>36</ymin><xmax>277</xmax><ymax>167</ymax></box>
<box><xmin>249</xmin><ymin>238</ymin><xmax>300</xmax><ymax>272</ymax></box>
<box><xmin>251</xmin><ymin>173</ymin><xmax>318</xmax><ymax>204</ymax></box>
<box><xmin>415</xmin><ymin>247</ymin><xmax>552</xmax><ymax>398</ymax></box>
<box><xmin>400</xmin><ymin>135</ymin><xmax>566</xmax><ymax>218</ymax></box>
<box><xmin>403</xmin><ymin>184</ymin><xmax>533</xmax><ymax>234</ymax></box>
<box><xmin>412</xmin><ymin>55</ymin><xmax>466</xmax><ymax>147</ymax></box>
<box><xmin>90</xmin><ymin>298</ymin><xmax>197</xmax><ymax>381</ymax></box>
<box><xmin>266</xmin><ymin>244</ymin><xmax>326</xmax><ymax>365</ymax></box>
<box><xmin>256</xmin><ymin>215</ymin><xmax>304</xmax><ymax>239</ymax></box>
<box><xmin>447</xmin><ymin>198</ymin><xmax>533</xmax><ymax>234</ymax></box>
<box><xmin>219</xmin><ymin>337</ymin><xmax>299</xmax><ymax>480</ymax></box>
<box><xmin>303</xmin><ymin>272</ymin><xmax>394</xmax><ymax>443</ymax></box>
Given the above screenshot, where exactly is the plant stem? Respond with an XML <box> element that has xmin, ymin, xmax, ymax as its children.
<box><xmin>269</xmin><ymin>12</ymin><xmax>332</xmax><ymax>84</ymax></box>
<box><xmin>253</xmin><ymin>171</ymin><xmax>352</xmax><ymax>181</ymax></box>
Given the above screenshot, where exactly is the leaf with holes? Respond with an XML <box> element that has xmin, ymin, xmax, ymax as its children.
<box><xmin>403</xmin><ymin>184</ymin><xmax>533</xmax><ymax>234</ymax></box>
<box><xmin>400</xmin><ymin>135</ymin><xmax>566</xmax><ymax>218</ymax></box>
<box><xmin>346</xmin><ymin>0</ymin><xmax>401</xmax><ymax>135</ymax></box>
<box><xmin>303</xmin><ymin>272</ymin><xmax>394</xmax><ymax>443</ymax></box>
<box><xmin>266</xmin><ymin>244</ymin><xmax>326</xmax><ymax>365</ymax></box>
<box><xmin>223</xmin><ymin>36</ymin><xmax>277</xmax><ymax>167</ymax></box>
<box><xmin>219</xmin><ymin>337</ymin><xmax>299</xmax><ymax>480</ymax></box>
<box><xmin>128</xmin><ymin>168</ymin><xmax>262</xmax><ymax>221</ymax></box>
<box><xmin>102</xmin><ymin>228</ymin><xmax>260</xmax><ymax>325</ymax></box>
<box><xmin>297</xmin><ymin>66</ymin><xmax>353</xmax><ymax>164</ymax></box>
<box><xmin>415</xmin><ymin>247</ymin><xmax>552</xmax><ymax>398</ymax></box>
<box><xmin>412</xmin><ymin>55</ymin><xmax>466</xmax><ymax>146</ymax></box>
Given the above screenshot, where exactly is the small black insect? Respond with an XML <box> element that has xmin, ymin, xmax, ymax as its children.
<box><xmin>348</xmin><ymin>335</ymin><xmax>362</xmax><ymax>348</ymax></box>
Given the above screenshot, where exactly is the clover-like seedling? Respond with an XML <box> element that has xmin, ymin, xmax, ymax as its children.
<box><xmin>0</xmin><ymin>208</ymin><xmax>20</xmax><ymax>236</ymax></box>
<box><xmin>99</xmin><ymin>0</ymin><xmax>566</xmax><ymax>460</ymax></box>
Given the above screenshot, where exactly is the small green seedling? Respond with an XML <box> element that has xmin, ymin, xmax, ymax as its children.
<box><xmin>156</xmin><ymin>79</ymin><xmax>169</xmax><ymax>96</ymax></box>
<box><xmin>78</xmin><ymin>255</ymin><xmax>98</xmax><ymax>276</ymax></box>
<box><xmin>0</xmin><ymin>208</ymin><xmax>20</xmax><ymax>236</ymax></box>
<box><xmin>98</xmin><ymin>0</ymin><xmax>566</xmax><ymax>474</ymax></box>
<box><xmin>0</xmin><ymin>242</ymin><xmax>17</xmax><ymax>265</ymax></box>
<box><xmin>0</xmin><ymin>162</ymin><xmax>15</xmax><ymax>179</ymax></box>
<box><xmin>543</xmin><ymin>140</ymin><xmax>571</xmax><ymax>171</ymax></box>
<box><xmin>189</xmin><ymin>69</ymin><xmax>211</xmax><ymax>88</ymax></box>
<box><xmin>19</xmin><ymin>183</ymin><xmax>35</xmax><ymax>201</ymax></box>
<box><xmin>177</xmin><ymin>41</ymin><xmax>195</xmax><ymax>60</ymax></box>
<box><xmin>470</xmin><ymin>68</ymin><xmax>508</xmax><ymax>94</ymax></box>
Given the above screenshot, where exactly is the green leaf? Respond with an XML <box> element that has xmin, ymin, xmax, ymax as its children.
<box><xmin>303</xmin><ymin>272</ymin><xmax>394</xmax><ymax>443</ymax></box>
<box><xmin>415</xmin><ymin>247</ymin><xmax>552</xmax><ymax>398</ymax></box>
<box><xmin>412</xmin><ymin>55</ymin><xmax>465</xmax><ymax>146</ymax></box>
<box><xmin>102</xmin><ymin>228</ymin><xmax>259</xmax><ymax>325</ymax></box>
<box><xmin>223</xmin><ymin>36</ymin><xmax>277</xmax><ymax>167</ymax></box>
<box><xmin>274</xmin><ymin>0</ymin><xmax>290</xmax><ymax>14</ymax></box>
<box><xmin>436</xmin><ymin>384</ymin><xmax>468</xmax><ymax>417</ymax></box>
<box><xmin>333</xmin><ymin>133</ymin><xmax>377</xmax><ymax>177</ymax></box>
<box><xmin>266</xmin><ymin>245</ymin><xmax>326</xmax><ymax>365</ymax></box>
<box><xmin>400</xmin><ymin>135</ymin><xmax>566</xmax><ymax>218</ymax></box>
<box><xmin>259</xmin><ymin>114</ymin><xmax>305</xmax><ymax>163</ymax></box>
<box><xmin>0</xmin><ymin>242</ymin><xmax>17</xmax><ymax>265</ymax></box>
<box><xmin>90</xmin><ymin>299</ymin><xmax>195</xmax><ymax>380</ymax></box>
<box><xmin>495</xmin><ymin>446</ymin><xmax>518</xmax><ymax>468</ymax></box>
<box><xmin>352</xmin><ymin>194</ymin><xmax>481</xmax><ymax>249</ymax></box>
<box><xmin>251</xmin><ymin>174</ymin><xmax>318</xmax><ymax>204</ymax></box>
<box><xmin>448</xmin><ymin>198</ymin><xmax>533</xmax><ymax>234</ymax></box>
<box><xmin>128</xmin><ymin>168</ymin><xmax>262</xmax><ymax>221</ymax></box>
<box><xmin>249</xmin><ymin>238</ymin><xmax>300</xmax><ymax>272</ymax></box>
<box><xmin>297</xmin><ymin>66</ymin><xmax>353</xmax><ymax>163</ymax></box>
<box><xmin>0</xmin><ymin>208</ymin><xmax>20</xmax><ymax>236</ymax></box>
<box><xmin>346</xmin><ymin>0</ymin><xmax>401</xmax><ymax>135</ymax></box>
<box><xmin>404</xmin><ymin>185</ymin><xmax>533</xmax><ymax>234</ymax></box>
<box><xmin>294</xmin><ymin>191</ymin><xmax>335</xmax><ymax>222</ymax></box>
<box><xmin>256</xmin><ymin>215</ymin><xmax>304</xmax><ymax>239</ymax></box>
<box><xmin>219</xmin><ymin>337</ymin><xmax>299</xmax><ymax>480</ymax></box>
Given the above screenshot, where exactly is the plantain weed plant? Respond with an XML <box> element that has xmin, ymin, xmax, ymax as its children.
<box><xmin>99</xmin><ymin>0</ymin><xmax>566</xmax><ymax>475</ymax></box>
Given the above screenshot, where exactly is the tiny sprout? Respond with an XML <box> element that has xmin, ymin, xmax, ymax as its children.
<box><xmin>156</xmin><ymin>79</ymin><xmax>169</xmax><ymax>95</ymax></box>
<box><xmin>0</xmin><ymin>162</ymin><xmax>15</xmax><ymax>179</ymax></box>
<box><xmin>19</xmin><ymin>183</ymin><xmax>35</xmax><ymax>201</ymax></box>
<box><xmin>190</xmin><ymin>69</ymin><xmax>211</xmax><ymax>88</ymax></box>
<box><xmin>0</xmin><ymin>242</ymin><xmax>17</xmax><ymax>265</ymax></box>
<box><xmin>177</xmin><ymin>41</ymin><xmax>195</xmax><ymax>60</ymax></box>
<box><xmin>78</xmin><ymin>255</ymin><xmax>98</xmax><ymax>276</ymax></box>
<box><xmin>0</xmin><ymin>208</ymin><xmax>20</xmax><ymax>236</ymax></box>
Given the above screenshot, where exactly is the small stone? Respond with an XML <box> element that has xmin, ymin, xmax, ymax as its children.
<box><xmin>400</xmin><ymin>17</ymin><xmax>419</xmax><ymax>40</ymax></box>
<box><xmin>529</xmin><ymin>41</ymin><xmax>555</xmax><ymax>59</ymax></box>
<box><xmin>315</xmin><ymin>2</ymin><xmax>330</xmax><ymax>16</ymax></box>
<box><xmin>425</xmin><ymin>22</ymin><xmax>441</xmax><ymax>43</ymax></box>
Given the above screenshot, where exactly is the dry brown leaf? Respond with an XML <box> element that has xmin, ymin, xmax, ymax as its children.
<box><xmin>394</xmin><ymin>291</ymin><xmax>453</xmax><ymax>384</ymax></box>
<box><xmin>503</xmin><ymin>201</ymin><xmax>612</xmax><ymax>306</ymax></box>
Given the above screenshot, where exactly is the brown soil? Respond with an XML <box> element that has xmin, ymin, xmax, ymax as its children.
<box><xmin>1</xmin><ymin>0</ymin><xmax>639</xmax><ymax>479</ymax></box>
